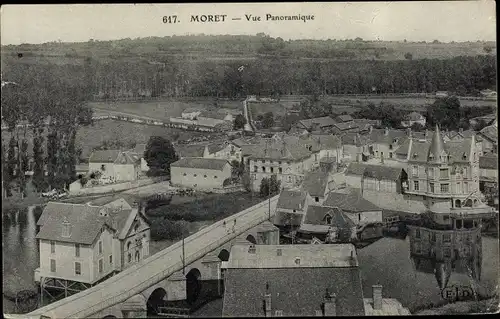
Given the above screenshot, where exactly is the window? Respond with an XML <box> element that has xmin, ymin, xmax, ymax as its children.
<box><xmin>194</xmin><ymin>174</ymin><xmax>197</xmax><ymax>177</ymax></box>
<box><xmin>98</xmin><ymin>241</ymin><xmax>103</xmax><ymax>255</ymax></box>
<box><xmin>443</xmin><ymin>215</ymin><xmax>450</xmax><ymax>221</ymax></box>
<box><xmin>262</xmin><ymin>167</ymin><xmax>266</xmax><ymax>172</ymax></box>
<box><xmin>430</xmin><ymin>232</ymin><xmax>436</xmax><ymax>242</ymax></box>
<box><xmin>278</xmin><ymin>161</ymin><xmax>282</xmax><ymax>164</ymax></box>
<box><xmin>389</xmin><ymin>144</ymin><xmax>393</xmax><ymax>150</ymax></box>
<box><xmin>440</xmin><ymin>168</ymin><xmax>449</xmax><ymax>179</ymax></box>
<box><xmin>412</xmin><ymin>165</ymin><xmax>418</xmax><ymax>176</ymax></box>
<box><xmin>315</xmin><ymin>197</ymin><xmax>319</xmax><ymax>202</ymax></box>
<box><xmin>183</xmin><ymin>173</ymin><xmax>186</xmax><ymax>176</ymax></box>
<box><xmin>443</xmin><ymin>234</ymin><xmax>451</xmax><ymax>243</ymax></box>
<box><xmin>389</xmin><ymin>152</ymin><xmax>393</xmax><ymax>158</ymax></box>
<box><xmin>75</xmin><ymin>262</ymin><xmax>81</xmax><ymax>275</ymax></box>
<box><xmin>101</xmin><ymin>164</ymin><xmax>106</xmax><ymax>171</ymax></box>
<box><xmin>463</xmin><ymin>167</ymin><xmax>468</xmax><ymax>177</ymax></box>
<box><xmin>204</xmin><ymin>175</ymin><xmax>207</xmax><ymax>178</ymax></box>
<box><xmin>413</xmin><ymin>181</ymin><xmax>419</xmax><ymax>191</ymax></box>
<box><xmin>128</xmin><ymin>253</ymin><xmax>132</xmax><ymax>263</ymax></box>
<box><xmin>278</xmin><ymin>167</ymin><xmax>282</xmax><ymax>174</ymax></box>
<box><xmin>270</xmin><ymin>167</ymin><xmax>274</xmax><ymax>173</ymax></box>
<box><xmin>98</xmin><ymin>259</ymin><xmax>103</xmax><ymax>273</ymax></box>
<box><xmin>456</xmin><ymin>182</ymin><xmax>461</xmax><ymax>194</ymax></box>
<box><xmin>443</xmin><ymin>247</ymin><xmax>451</xmax><ymax>258</ymax></box>
<box><xmin>254</xmin><ymin>166</ymin><xmax>257</xmax><ymax>172</ymax></box>
<box><xmin>127</xmin><ymin>242</ymin><xmax>131</xmax><ymax>250</ymax></box>
<box><xmin>50</xmin><ymin>259</ymin><xmax>56</xmax><ymax>272</ymax></box>
<box><xmin>109</xmin><ymin>255</ymin><xmax>113</xmax><ymax>264</ymax></box>
<box><xmin>50</xmin><ymin>241</ymin><xmax>55</xmax><ymax>254</ymax></box>
<box><xmin>381</xmin><ymin>152</ymin><xmax>384</xmax><ymax>158</ymax></box>
<box><xmin>429</xmin><ymin>183</ymin><xmax>435</xmax><ymax>193</ymax></box>
<box><xmin>75</xmin><ymin>244</ymin><xmax>80</xmax><ymax>257</ymax></box>
<box><xmin>415</xmin><ymin>229</ymin><xmax>421</xmax><ymax>239</ymax></box>
<box><xmin>464</xmin><ymin>182</ymin><xmax>469</xmax><ymax>193</ymax></box>
<box><xmin>415</xmin><ymin>243</ymin><xmax>421</xmax><ymax>254</ymax></box>
<box><xmin>275</xmin><ymin>310</ymin><xmax>283</xmax><ymax>316</ymax></box>
<box><xmin>441</xmin><ymin>184</ymin><xmax>449</xmax><ymax>193</ymax></box>
<box><xmin>214</xmin><ymin>176</ymin><xmax>218</xmax><ymax>179</ymax></box>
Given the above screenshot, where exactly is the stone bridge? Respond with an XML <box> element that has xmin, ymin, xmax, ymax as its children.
<box><xmin>19</xmin><ymin>196</ymin><xmax>279</xmax><ymax>319</ymax></box>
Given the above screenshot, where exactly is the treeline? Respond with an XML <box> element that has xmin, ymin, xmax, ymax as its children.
<box><xmin>4</xmin><ymin>54</ymin><xmax>495</xmax><ymax>101</ymax></box>
<box><xmin>2</xmin><ymin>63</ymin><xmax>93</xmax><ymax>197</ymax></box>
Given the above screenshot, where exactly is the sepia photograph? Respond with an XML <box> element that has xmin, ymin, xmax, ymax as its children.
<box><xmin>1</xmin><ymin>1</ymin><xmax>498</xmax><ymax>318</ymax></box>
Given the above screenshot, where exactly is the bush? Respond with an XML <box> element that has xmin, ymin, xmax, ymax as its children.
<box><xmin>149</xmin><ymin>218</ymin><xmax>190</xmax><ymax>241</ymax></box>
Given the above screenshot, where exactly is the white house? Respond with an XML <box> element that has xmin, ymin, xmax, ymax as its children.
<box><xmin>170</xmin><ymin>158</ymin><xmax>232</xmax><ymax>190</ymax></box>
<box><xmin>88</xmin><ymin>150</ymin><xmax>140</xmax><ymax>183</ymax></box>
<box><xmin>401</xmin><ymin>112</ymin><xmax>426</xmax><ymax>128</ymax></box>
<box><xmin>34</xmin><ymin>199</ymin><xmax>150</xmax><ymax>291</ymax></box>
<box><xmin>181</xmin><ymin>108</ymin><xmax>203</xmax><ymax>120</ymax></box>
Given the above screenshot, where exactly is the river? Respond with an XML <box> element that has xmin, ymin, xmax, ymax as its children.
<box><xmin>2</xmin><ymin>206</ymin><xmax>498</xmax><ymax>314</ymax></box>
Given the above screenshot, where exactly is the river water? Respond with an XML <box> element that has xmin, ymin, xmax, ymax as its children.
<box><xmin>2</xmin><ymin>206</ymin><xmax>498</xmax><ymax>314</ymax></box>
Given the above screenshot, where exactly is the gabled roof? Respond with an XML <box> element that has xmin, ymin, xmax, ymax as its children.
<box><xmin>277</xmin><ymin>189</ymin><xmax>307</xmax><ymax>210</ymax></box>
<box><xmin>298</xmin><ymin>116</ymin><xmax>336</xmax><ymax>130</ymax></box>
<box><xmin>302</xmin><ymin>171</ymin><xmax>329</xmax><ymax>197</ymax></box>
<box><xmin>174</xmin><ymin>144</ymin><xmax>207</xmax><ymax>158</ymax></box>
<box><xmin>345</xmin><ymin>163</ymin><xmax>403</xmax><ymax>181</ymax></box>
<box><xmin>246</xmin><ymin>139</ymin><xmax>313</xmax><ymax>161</ymax></box>
<box><xmin>341</xmin><ymin>133</ymin><xmax>370</xmax><ymax>147</ymax></box>
<box><xmin>335</xmin><ymin>114</ymin><xmax>354</xmax><ymax>123</ymax></box>
<box><xmin>479</xmin><ymin>154</ymin><xmax>498</xmax><ymax>169</ymax></box>
<box><xmin>368</xmin><ymin>128</ymin><xmax>407</xmax><ymax>145</ymax></box>
<box><xmin>89</xmin><ymin>150</ymin><xmax>138</xmax><ymax>165</ymax></box>
<box><xmin>36</xmin><ymin>202</ymin><xmax>119</xmax><ymax>244</ymax></box>
<box><xmin>324</xmin><ymin>188</ymin><xmax>380</xmax><ymax>212</ymax></box>
<box><xmin>302</xmin><ymin>206</ymin><xmax>356</xmax><ymax>231</ymax></box>
<box><xmin>171</xmin><ymin>158</ymin><xmax>230</xmax><ymax>171</ymax></box>
<box><xmin>479</xmin><ymin>125</ymin><xmax>498</xmax><ymax>143</ymax></box>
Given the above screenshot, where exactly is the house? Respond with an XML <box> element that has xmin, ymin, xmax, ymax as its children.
<box><xmin>181</xmin><ymin>108</ymin><xmax>203</xmax><ymax>120</ymax></box>
<box><xmin>298</xmin><ymin>206</ymin><xmax>357</xmax><ymax>242</ymax></box>
<box><xmin>341</xmin><ymin>133</ymin><xmax>371</xmax><ymax>162</ymax></box>
<box><xmin>323</xmin><ymin>188</ymin><xmax>382</xmax><ymax>226</ymax></box>
<box><xmin>331</xmin><ymin>122</ymin><xmax>360</xmax><ymax>135</ymax></box>
<box><xmin>170</xmin><ymin>158</ymin><xmax>232</xmax><ymax>190</ymax></box>
<box><xmin>222</xmin><ymin>244</ymin><xmax>365</xmax><ymax>317</ymax></box>
<box><xmin>479</xmin><ymin>154</ymin><xmax>498</xmax><ymax>206</ymax></box>
<box><xmin>175</xmin><ymin>144</ymin><xmax>208</xmax><ymax>159</ymax></box>
<box><xmin>401</xmin><ymin>112</ymin><xmax>426</xmax><ymax>128</ymax></box>
<box><xmin>435</xmin><ymin>91</ymin><xmax>449</xmax><ymax>98</ymax></box>
<box><xmin>205</xmin><ymin>141</ymin><xmax>243</xmax><ymax>163</ymax></box>
<box><xmin>366</xmin><ymin>128</ymin><xmax>408</xmax><ymax>162</ymax></box>
<box><xmin>334</xmin><ymin>114</ymin><xmax>354</xmax><ymax>123</ymax></box>
<box><xmin>344</xmin><ymin>162</ymin><xmax>408</xmax><ymax>194</ymax></box>
<box><xmin>88</xmin><ymin>150</ymin><xmax>140</xmax><ymax>183</ymax></box>
<box><xmin>302</xmin><ymin>170</ymin><xmax>336</xmax><ymax>206</ymax></box>
<box><xmin>477</xmin><ymin>122</ymin><xmax>498</xmax><ymax>154</ymax></box>
<box><xmin>403</xmin><ymin>125</ymin><xmax>493</xmax><ymax>226</ymax></box>
<box><xmin>273</xmin><ymin>189</ymin><xmax>308</xmax><ymax>230</ymax></box>
<box><xmin>294</xmin><ymin>116</ymin><xmax>337</xmax><ymax>133</ymax></box>
<box><xmin>363</xmin><ymin>285</ymin><xmax>411</xmax><ymax>315</ymax></box>
<box><xmin>34</xmin><ymin>199</ymin><xmax>150</xmax><ymax>291</ymax></box>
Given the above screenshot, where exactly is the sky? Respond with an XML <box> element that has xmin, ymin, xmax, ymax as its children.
<box><xmin>0</xmin><ymin>2</ymin><xmax>496</xmax><ymax>45</ymax></box>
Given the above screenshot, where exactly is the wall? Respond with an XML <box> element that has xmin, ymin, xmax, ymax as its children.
<box><xmin>122</xmin><ymin>215</ymin><xmax>151</xmax><ymax>269</ymax></box>
<box><xmin>363</xmin><ymin>178</ymin><xmax>397</xmax><ymax>193</ymax></box>
<box><xmin>171</xmin><ymin>165</ymin><xmax>230</xmax><ymax>190</ymax></box>
<box><xmin>38</xmin><ymin>240</ymin><xmax>93</xmax><ymax>284</ymax></box>
<box><xmin>345</xmin><ymin>210</ymin><xmax>383</xmax><ymax>225</ymax></box>
<box><xmin>345</xmin><ymin>174</ymin><xmax>362</xmax><ymax>189</ymax></box>
<box><xmin>92</xmin><ymin>228</ymin><xmax>116</xmax><ymax>284</ymax></box>
<box><xmin>89</xmin><ymin>162</ymin><xmax>116</xmax><ymax>181</ymax></box>
<box><xmin>114</xmin><ymin>164</ymin><xmax>139</xmax><ymax>182</ymax></box>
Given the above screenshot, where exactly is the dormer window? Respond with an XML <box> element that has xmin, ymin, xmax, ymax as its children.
<box><xmin>429</xmin><ymin>153</ymin><xmax>434</xmax><ymax>159</ymax></box>
<box><xmin>325</xmin><ymin>214</ymin><xmax>332</xmax><ymax>224</ymax></box>
<box><xmin>62</xmin><ymin>218</ymin><xmax>72</xmax><ymax>238</ymax></box>
<box><xmin>101</xmin><ymin>164</ymin><xmax>106</xmax><ymax>171</ymax></box>
<box><xmin>413</xmin><ymin>153</ymin><xmax>418</xmax><ymax>158</ymax></box>
<box><xmin>294</xmin><ymin>257</ymin><xmax>301</xmax><ymax>265</ymax></box>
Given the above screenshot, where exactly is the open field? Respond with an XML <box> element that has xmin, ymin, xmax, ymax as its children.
<box><xmin>248</xmin><ymin>102</ymin><xmax>287</xmax><ymax>118</ymax></box>
<box><xmin>324</xmin><ymin>96</ymin><xmax>498</xmax><ymax>109</ymax></box>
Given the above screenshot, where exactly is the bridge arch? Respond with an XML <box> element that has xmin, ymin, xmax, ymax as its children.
<box><xmin>146</xmin><ymin>288</ymin><xmax>167</xmax><ymax>315</ymax></box>
<box><xmin>218</xmin><ymin>249</ymin><xmax>230</xmax><ymax>261</ymax></box>
<box><xmin>102</xmin><ymin>316</ymin><xmax>117</xmax><ymax>319</ymax></box>
<box><xmin>246</xmin><ymin>234</ymin><xmax>257</xmax><ymax>244</ymax></box>
<box><xmin>186</xmin><ymin>268</ymin><xmax>202</xmax><ymax>304</ymax></box>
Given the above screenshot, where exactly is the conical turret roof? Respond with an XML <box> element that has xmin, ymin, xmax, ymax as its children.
<box><xmin>427</xmin><ymin>124</ymin><xmax>446</xmax><ymax>163</ymax></box>
<box><xmin>434</xmin><ymin>261</ymin><xmax>451</xmax><ymax>290</ymax></box>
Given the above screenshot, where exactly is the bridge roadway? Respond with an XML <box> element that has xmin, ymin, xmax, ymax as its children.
<box><xmin>26</xmin><ymin>195</ymin><xmax>279</xmax><ymax>319</ymax></box>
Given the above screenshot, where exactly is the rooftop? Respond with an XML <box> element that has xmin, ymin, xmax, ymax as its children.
<box><xmin>276</xmin><ymin>189</ymin><xmax>307</xmax><ymax>211</ymax></box>
<box><xmin>345</xmin><ymin>162</ymin><xmax>404</xmax><ymax>181</ymax></box>
<box><xmin>171</xmin><ymin>158</ymin><xmax>230</xmax><ymax>171</ymax></box>
<box><xmin>302</xmin><ymin>170</ymin><xmax>329</xmax><ymax>197</ymax></box>
<box><xmin>301</xmin><ymin>206</ymin><xmax>356</xmax><ymax>233</ymax></box>
<box><xmin>89</xmin><ymin>150</ymin><xmax>138</xmax><ymax>165</ymax></box>
<box><xmin>227</xmin><ymin>244</ymin><xmax>358</xmax><ymax>269</ymax></box>
<box><xmin>324</xmin><ymin>188</ymin><xmax>380</xmax><ymax>212</ymax></box>
<box><xmin>479</xmin><ymin>154</ymin><xmax>498</xmax><ymax>169</ymax></box>
<box><xmin>298</xmin><ymin>116</ymin><xmax>336</xmax><ymax>130</ymax></box>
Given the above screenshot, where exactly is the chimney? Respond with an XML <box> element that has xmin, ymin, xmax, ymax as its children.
<box><xmin>372</xmin><ymin>285</ymin><xmax>383</xmax><ymax>310</ymax></box>
<box><xmin>406</xmin><ymin>128</ymin><xmax>412</xmax><ymax>138</ymax></box>
<box><xmin>384</xmin><ymin>127</ymin><xmax>389</xmax><ymax>136</ymax></box>
<box><xmin>264</xmin><ymin>283</ymin><xmax>272</xmax><ymax>317</ymax></box>
<box><xmin>323</xmin><ymin>289</ymin><xmax>337</xmax><ymax>316</ymax></box>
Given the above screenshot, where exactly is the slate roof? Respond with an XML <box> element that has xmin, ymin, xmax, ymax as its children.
<box><xmin>479</xmin><ymin>154</ymin><xmax>498</xmax><ymax>169</ymax></box>
<box><xmin>335</xmin><ymin>115</ymin><xmax>354</xmax><ymax>123</ymax></box>
<box><xmin>246</xmin><ymin>138</ymin><xmax>313</xmax><ymax>161</ymax></box>
<box><xmin>345</xmin><ymin>163</ymin><xmax>403</xmax><ymax>181</ymax></box>
<box><xmin>302</xmin><ymin>171</ymin><xmax>329</xmax><ymax>197</ymax></box>
<box><xmin>171</xmin><ymin>158</ymin><xmax>229</xmax><ymax>171</ymax></box>
<box><xmin>36</xmin><ymin>202</ymin><xmax>131</xmax><ymax>245</ymax></box>
<box><xmin>206</xmin><ymin>141</ymin><xmax>228</xmax><ymax>154</ymax></box>
<box><xmin>222</xmin><ymin>244</ymin><xmax>364</xmax><ymax>317</ymax></box>
<box><xmin>333</xmin><ymin>122</ymin><xmax>360</xmax><ymax>132</ymax></box>
<box><xmin>302</xmin><ymin>206</ymin><xmax>356</xmax><ymax>230</ymax></box>
<box><xmin>324</xmin><ymin>189</ymin><xmax>380</xmax><ymax>212</ymax></box>
<box><xmin>89</xmin><ymin>150</ymin><xmax>138</xmax><ymax>165</ymax></box>
<box><xmin>276</xmin><ymin>190</ymin><xmax>307</xmax><ymax>210</ymax></box>
<box><xmin>298</xmin><ymin>116</ymin><xmax>336</xmax><ymax>130</ymax></box>
<box><xmin>479</xmin><ymin>125</ymin><xmax>498</xmax><ymax>143</ymax></box>
<box><xmin>341</xmin><ymin>133</ymin><xmax>370</xmax><ymax>147</ymax></box>
<box><xmin>310</xmin><ymin>134</ymin><xmax>342</xmax><ymax>149</ymax></box>
<box><xmin>368</xmin><ymin>128</ymin><xmax>407</xmax><ymax>145</ymax></box>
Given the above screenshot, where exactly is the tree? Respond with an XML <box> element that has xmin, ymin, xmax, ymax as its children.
<box><xmin>404</xmin><ymin>52</ymin><xmax>413</xmax><ymax>60</ymax></box>
<box><xmin>144</xmin><ymin>136</ymin><xmax>178</xmax><ymax>176</ymax></box>
<box><xmin>483</xmin><ymin>45</ymin><xmax>493</xmax><ymax>54</ymax></box>
<box><xmin>262</xmin><ymin>112</ymin><xmax>275</xmax><ymax>129</ymax></box>
<box><xmin>233</xmin><ymin>114</ymin><xmax>247</xmax><ymax>130</ymax></box>
<box><xmin>426</xmin><ymin>96</ymin><xmax>461</xmax><ymax>130</ymax></box>
<box><xmin>410</xmin><ymin>122</ymin><xmax>425</xmax><ymax>132</ymax></box>
<box><xmin>259</xmin><ymin>174</ymin><xmax>281</xmax><ymax>197</ymax></box>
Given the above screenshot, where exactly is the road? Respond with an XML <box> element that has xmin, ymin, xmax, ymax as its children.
<box><xmin>27</xmin><ymin>195</ymin><xmax>279</xmax><ymax>319</ymax></box>
<box><xmin>92</xmin><ymin>107</ymin><xmax>168</xmax><ymax>123</ymax></box>
<box><xmin>242</xmin><ymin>99</ymin><xmax>254</xmax><ymax>132</ymax></box>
